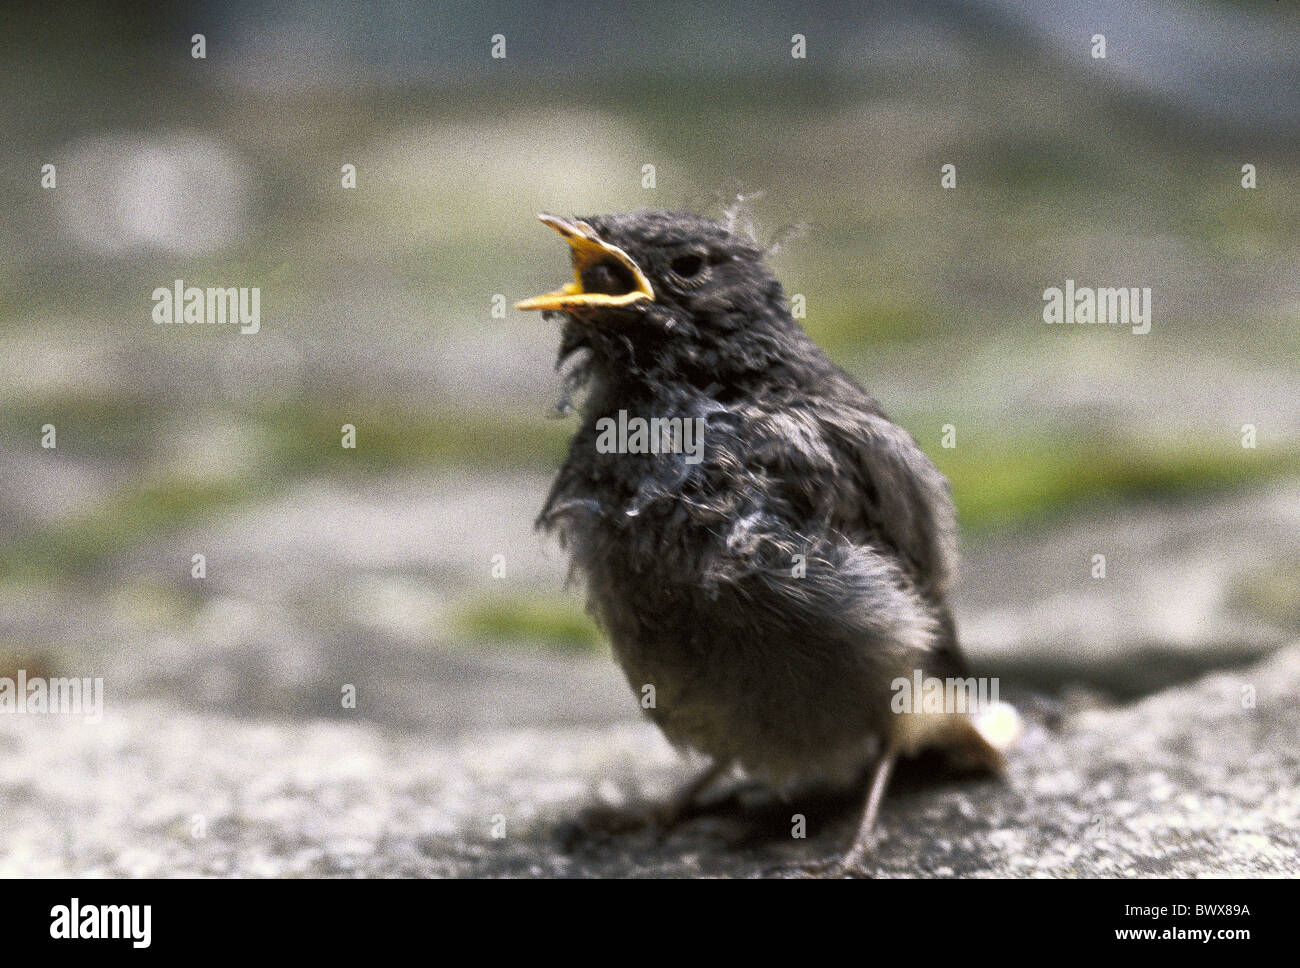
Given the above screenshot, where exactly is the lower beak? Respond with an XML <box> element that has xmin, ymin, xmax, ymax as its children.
<box><xmin>515</xmin><ymin>214</ymin><xmax>655</xmax><ymax>312</ymax></box>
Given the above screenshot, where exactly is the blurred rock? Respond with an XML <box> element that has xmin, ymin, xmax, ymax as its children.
<box><xmin>1</xmin><ymin>640</ymin><xmax>1296</xmax><ymax>877</ymax></box>
<box><xmin>55</xmin><ymin>134</ymin><xmax>252</xmax><ymax>256</ymax></box>
<box><xmin>956</xmin><ymin>480</ymin><xmax>1300</xmax><ymax>696</ymax></box>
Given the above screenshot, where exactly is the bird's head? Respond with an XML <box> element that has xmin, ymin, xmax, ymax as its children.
<box><xmin>517</xmin><ymin>210</ymin><xmax>815</xmax><ymax>393</ymax></box>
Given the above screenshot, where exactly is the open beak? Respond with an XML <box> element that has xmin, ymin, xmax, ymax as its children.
<box><xmin>515</xmin><ymin>214</ymin><xmax>654</xmax><ymax>312</ymax></box>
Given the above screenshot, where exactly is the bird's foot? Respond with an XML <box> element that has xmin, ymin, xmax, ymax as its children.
<box><xmin>556</xmin><ymin>762</ymin><xmax>730</xmax><ymax>852</ymax></box>
<box><xmin>762</xmin><ymin>824</ymin><xmax>883</xmax><ymax>878</ymax></box>
<box><xmin>762</xmin><ymin>850</ymin><xmax>873</xmax><ymax>879</ymax></box>
<box><xmin>555</xmin><ymin>801</ymin><xmax>682</xmax><ymax>852</ymax></box>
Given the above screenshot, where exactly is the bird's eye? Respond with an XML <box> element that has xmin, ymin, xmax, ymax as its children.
<box><xmin>669</xmin><ymin>253</ymin><xmax>706</xmax><ymax>280</ymax></box>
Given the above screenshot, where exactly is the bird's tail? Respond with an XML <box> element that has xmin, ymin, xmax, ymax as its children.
<box><xmin>920</xmin><ymin>602</ymin><xmax>1020</xmax><ymax>772</ymax></box>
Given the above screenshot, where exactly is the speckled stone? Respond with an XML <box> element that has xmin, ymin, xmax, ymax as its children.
<box><xmin>2</xmin><ymin>641</ymin><xmax>1296</xmax><ymax>877</ymax></box>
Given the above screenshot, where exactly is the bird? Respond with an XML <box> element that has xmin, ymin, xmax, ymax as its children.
<box><xmin>516</xmin><ymin>209</ymin><xmax>1013</xmax><ymax>875</ymax></box>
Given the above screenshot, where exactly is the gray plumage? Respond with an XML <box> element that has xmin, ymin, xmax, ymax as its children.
<box><xmin>521</xmin><ymin>210</ymin><xmax>999</xmax><ymax>861</ymax></box>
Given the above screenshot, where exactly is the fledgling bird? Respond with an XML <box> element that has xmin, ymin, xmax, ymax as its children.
<box><xmin>517</xmin><ymin>210</ymin><xmax>1011</xmax><ymax>875</ymax></box>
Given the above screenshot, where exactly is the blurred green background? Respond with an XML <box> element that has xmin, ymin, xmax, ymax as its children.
<box><xmin>0</xmin><ymin>1</ymin><xmax>1296</xmax><ymax>700</ymax></box>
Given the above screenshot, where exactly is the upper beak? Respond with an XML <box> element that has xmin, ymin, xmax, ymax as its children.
<box><xmin>515</xmin><ymin>214</ymin><xmax>655</xmax><ymax>312</ymax></box>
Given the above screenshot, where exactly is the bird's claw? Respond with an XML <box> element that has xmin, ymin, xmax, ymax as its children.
<box><xmin>762</xmin><ymin>853</ymin><xmax>870</xmax><ymax>879</ymax></box>
<box><xmin>555</xmin><ymin>802</ymin><xmax>680</xmax><ymax>852</ymax></box>
<box><xmin>762</xmin><ymin>829</ymin><xmax>882</xmax><ymax>878</ymax></box>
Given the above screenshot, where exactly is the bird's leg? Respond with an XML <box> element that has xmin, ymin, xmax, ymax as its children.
<box><xmin>653</xmin><ymin>758</ymin><xmax>731</xmax><ymax>828</ymax></box>
<box><xmin>839</xmin><ymin>742</ymin><xmax>898</xmax><ymax>869</ymax></box>
<box><xmin>559</xmin><ymin>760</ymin><xmax>730</xmax><ymax>848</ymax></box>
<box><xmin>768</xmin><ymin>743</ymin><xmax>899</xmax><ymax>878</ymax></box>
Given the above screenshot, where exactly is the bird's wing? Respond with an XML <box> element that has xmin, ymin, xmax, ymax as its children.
<box><xmin>816</xmin><ymin>397</ymin><xmax>959</xmax><ymax>597</ymax></box>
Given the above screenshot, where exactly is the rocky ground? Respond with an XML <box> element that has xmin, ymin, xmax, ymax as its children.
<box><xmin>1</xmin><ymin>477</ymin><xmax>1297</xmax><ymax>877</ymax></box>
<box><xmin>1</xmin><ymin>0</ymin><xmax>1296</xmax><ymax>881</ymax></box>
<box><xmin>2</xmin><ymin>644</ymin><xmax>1298</xmax><ymax>878</ymax></box>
